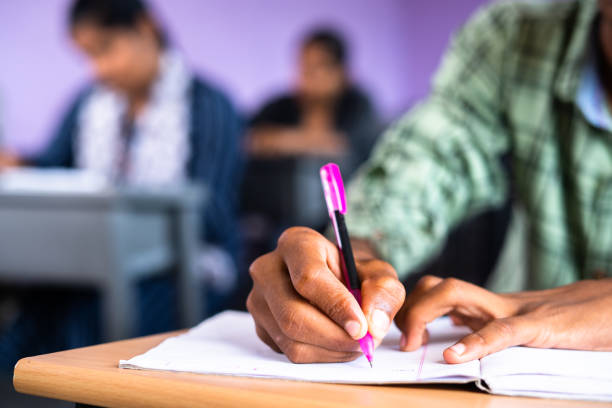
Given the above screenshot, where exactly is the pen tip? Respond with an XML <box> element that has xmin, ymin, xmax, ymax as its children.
<box><xmin>368</xmin><ymin>360</ymin><xmax>373</xmax><ymax>368</ymax></box>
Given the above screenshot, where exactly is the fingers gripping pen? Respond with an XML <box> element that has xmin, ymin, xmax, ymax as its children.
<box><xmin>320</xmin><ymin>163</ymin><xmax>375</xmax><ymax>367</ymax></box>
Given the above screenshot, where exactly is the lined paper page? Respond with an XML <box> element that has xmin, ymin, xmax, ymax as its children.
<box><xmin>120</xmin><ymin>311</ymin><xmax>479</xmax><ymax>384</ymax></box>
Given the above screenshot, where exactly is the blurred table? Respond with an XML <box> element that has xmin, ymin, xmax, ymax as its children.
<box><xmin>13</xmin><ymin>330</ymin><xmax>610</xmax><ymax>408</ymax></box>
<box><xmin>0</xmin><ymin>184</ymin><xmax>204</xmax><ymax>341</ymax></box>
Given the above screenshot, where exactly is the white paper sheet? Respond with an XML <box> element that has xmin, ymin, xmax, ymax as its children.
<box><xmin>479</xmin><ymin>345</ymin><xmax>612</xmax><ymax>401</ymax></box>
<box><xmin>119</xmin><ymin>311</ymin><xmax>612</xmax><ymax>401</ymax></box>
<box><xmin>120</xmin><ymin>311</ymin><xmax>480</xmax><ymax>384</ymax></box>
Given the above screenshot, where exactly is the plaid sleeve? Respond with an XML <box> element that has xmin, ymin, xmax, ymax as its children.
<box><xmin>344</xmin><ymin>2</ymin><xmax>518</xmax><ymax>279</ymax></box>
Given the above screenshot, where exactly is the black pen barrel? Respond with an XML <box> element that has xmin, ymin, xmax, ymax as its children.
<box><xmin>334</xmin><ymin>211</ymin><xmax>360</xmax><ymax>290</ymax></box>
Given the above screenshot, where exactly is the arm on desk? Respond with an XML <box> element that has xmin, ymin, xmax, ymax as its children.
<box><xmin>396</xmin><ymin>276</ymin><xmax>612</xmax><ymax>364</ymax></box>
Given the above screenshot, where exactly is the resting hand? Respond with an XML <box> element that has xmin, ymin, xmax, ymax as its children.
<box><xmin>396</xmin><ymin>275</ymin><xmax>612</xmax><ymax>363</ymax></box>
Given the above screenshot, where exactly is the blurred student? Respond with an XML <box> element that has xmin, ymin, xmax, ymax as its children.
<box><xmin>0</xmin><ymin>0</ymin><xmax>243</xmax><ymax>294</ymax></box>
<box><xmin>248</xmin><ymin>29</ymin><xmax>381</xmax><ymax>175</ymax></box>
<box><xmin>247</xmin><ymin>0</ymin><xmax>612</xmax><ymax>365</ymax></box>
<box><xmin>0</xmin><ymin>0</ymin><xmax>243</xmax><ymax>367</ymax></box>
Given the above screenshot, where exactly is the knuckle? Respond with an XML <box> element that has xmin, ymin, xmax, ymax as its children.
<box><xmin>440</xmin><ymin>277</ymin><xmax>462</xmax><ymax>294</ymax></box>
<box><xmin>249</xmin><ymin>252</ymin><xmax>282</xmax><ymax>284</ymax></box>
<box><xmin>255</xmin><ymin>326</ymin><xmax>280</xmax><ymax>353</ymax></box>
<box><xmin>245</xmin><ymin>293</ymin><xmax>255</xmax><ymax>314</ymax></box>
<box><xmin>284</xmin><ymin>342</ymin><xmax>308</xmax><ymax>364</ymax></box>
<box><xmin>379</xmin><ymin>276</ymin><xmax>406</xmax><ymax>297</ymax></box>
<box><xmin>364</xmin><ymin>276</ymin><xmax>406</xmax><ymax>306</ymax></box>
<box><xmin>293</xmin><ymin>268</ymin><xmax>319</xmax><ymax>293</ymax></box>
<box><xmin>277</xmin><ymin>226</ymin><xmax>314</xmax><ymax>249</ymax></box>
<box><xmin>417</xmin><ymin>275</ymin><xmax>440</xmax><ymax>290</ymax></box>
<box><xmin>247</xmin><ymin>259</ymin><xmax>261</xmax><ymax>281</ymax></box>
<box><xmin>443</xmin><ymin>277</ymin><xmax>461</xmax><ymax>288</ymax></box>
<box><xmin>248</xmin><ymin>254</ymin><xmax>269</xmax><ymax>281</ymax></box>
<box><xmin>277</xmin><ymin>306</ymin><xmax>303</xmax><ymax>339</ymax></box>
<box><xmin>364</xmin><ymin>259</ymin><xmax>397</xmax><ymax>276</ymax></box>
<box><xmin>326</xmin><ymin>295</ymin><xmax>355</xmax><ymax>322</ymax></box>
<box><xmin>273</xmin><ymin>333</ymin><xmax>288</xmax><ymax>350</ymax></box>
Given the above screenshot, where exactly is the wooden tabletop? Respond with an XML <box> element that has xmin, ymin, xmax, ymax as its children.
<box><xmin>13</xmin><ymin>331</ymin><xmax>612</xmax><ymax>408</ymax></box>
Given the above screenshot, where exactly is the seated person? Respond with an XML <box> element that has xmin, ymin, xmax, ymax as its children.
<box><xmin>0</xmin><ymin>0</ymin><xmax>243</xmax><ymax>291</ymax></box>
<box><xmin>248</xmin><ymin>29</ymin><xmax>381</xmax><ymax>175</ymax></box>
<box><xmin>0</xmin><ymin>0</ymin><xmax>243</xmax><ymax>366</ymax></box>
<box><xmin>247</xmin><ymin>0</ymin><xmax>612</xmax><ymax>364</ymax></box>
<box><xmin>241</xmin><ymin>29</ymin><xmax>381</xmax><ymax>254</ymax></box>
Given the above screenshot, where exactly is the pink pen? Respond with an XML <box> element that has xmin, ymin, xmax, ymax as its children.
<box><xmin>320</xmin><ymin>162</ymin><xmax>375</xmax><ymax>368</ymax></box>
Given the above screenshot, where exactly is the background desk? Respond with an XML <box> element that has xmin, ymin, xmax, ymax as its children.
<box><xmin>0</xmin><ymin>186</ymin><xmax>204</xmax><ymax>341</ymax></box>
<box><xmin>13</xmin><ymin>331</ymin><xmax>612</xmax><ymax>408</ymax></box>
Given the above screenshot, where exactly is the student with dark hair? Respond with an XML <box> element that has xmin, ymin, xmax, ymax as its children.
<box><xmin>248</xmin><ymin>28</ymin><xmax>381</xmax><ymax>174</ymax></box>
<box><xmin>0</xmin><ymin>0</ymin><xmax>243</xmax><ymax>362</ymax></box>
<box><xmin>1</xmin><ymin>0</ymin><xmax>242</xmax><ymax>282</ymax></box>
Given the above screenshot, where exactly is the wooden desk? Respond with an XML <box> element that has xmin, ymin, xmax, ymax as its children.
<box><xmin>13</xmin><ymin>332</ymin><xmax>612</xmax><ymax>408</ymax></box>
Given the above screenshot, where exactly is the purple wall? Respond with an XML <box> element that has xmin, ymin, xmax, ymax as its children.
<box><xmin>0</xmin><ymin>0</ymin><xmax>488</xmax><ymax>154</ymax></box>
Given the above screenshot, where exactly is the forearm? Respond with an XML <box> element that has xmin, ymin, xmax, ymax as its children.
<box><xmin>247</xmin><ymin>127</ymin><xmax>298</xmax><ymax>155</ymax></box>
<box><xmin>248</xmin><ymin>126</ymin><xmax>347</xmax><ymax>157</ymax></box>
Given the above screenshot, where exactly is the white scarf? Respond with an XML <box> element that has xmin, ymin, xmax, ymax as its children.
<box><xmin>75</xmin><ymin>51</ymin><xmax>237</xmax><ymax>292</ymax></box>
<box><xmin>75</xmin><ymin>50</ymin><xmax>192</xmax><ymax>186</ymax></box>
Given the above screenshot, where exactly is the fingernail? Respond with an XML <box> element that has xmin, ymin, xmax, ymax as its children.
<box><xmin>449</xmin><ymin>343</ymin><xmax>466</xmax><ymax>356</ymax></box>
<box><xmin>370</xmin><ymin>309</ymin><xmax>390</xmax><ymax>338</ymax></box>
<box><xmin>400</xmin><ymin>333</ymin><xmax>407</xmax><ymax>349</ymax></box>
<box><xmin>344</xmin><ymin>320</ymin><xmax>362</xmax><ymax>338</ymax></box>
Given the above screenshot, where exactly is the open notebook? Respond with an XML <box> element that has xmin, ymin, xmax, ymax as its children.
<box><xmin>120</xmin><ymin>311</ymin><xmax>612</xmax><ymax>401</ymax></box>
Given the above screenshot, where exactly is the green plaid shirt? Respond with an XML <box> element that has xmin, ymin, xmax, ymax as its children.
<box><xmin>345</xmin><ymin>0</ymin><xmax>611</xmax><ymax>290</ymax></box>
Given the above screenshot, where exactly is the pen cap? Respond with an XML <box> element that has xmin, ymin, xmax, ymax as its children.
<box><xmin>320</xmin><ymin>163</ymin><xmax>347</xmax><ymax>216</ymax></box>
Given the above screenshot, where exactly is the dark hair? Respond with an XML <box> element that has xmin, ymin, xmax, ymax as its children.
<box><xmin>302</xmin><ymin>29</ymin><xmax>348</xmax><ymax>66</ymax></box>
<box><xmin>69</xmin><ymin>0</ymin><xmax>167</xmax><ymax>47</ymax></box>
